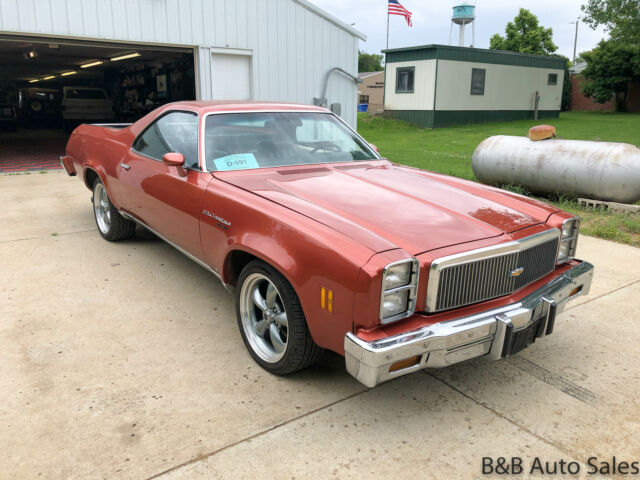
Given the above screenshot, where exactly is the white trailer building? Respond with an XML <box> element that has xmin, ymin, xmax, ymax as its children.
<box><xmin>383</xmin><ymin>44</ymin><xmax>565</xmax><ymax>128</ymax></box>
<box><xmin>0</xmin><ymin>0</ymin><xmax>365</xmax><ymax>127</ymax></box>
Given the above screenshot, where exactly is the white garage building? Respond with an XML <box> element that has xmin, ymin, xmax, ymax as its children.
<box><xmin>0</xmin><ymin>0</ymin><xmax>365</xmax><ymax>127</ymax></box>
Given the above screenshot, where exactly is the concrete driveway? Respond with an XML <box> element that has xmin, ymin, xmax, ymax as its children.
<box><xmin>2</xmin><ymin>171</ymin><xmax>639</xmax><ymax>479</ymax></box>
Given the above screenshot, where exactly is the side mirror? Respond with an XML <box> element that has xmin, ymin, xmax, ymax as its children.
<box><xmin>162</xmin><ymin>152</ymin><xmax>185</xmax><ymax>167</ymax></box>
<box><xmin>162</xmin><ymin>152</ymin><xmax>187</xmax><ymax>177</ymax></box>
<box><xmin>369</xmin><ymin>143</ymin><xmax>379</xmax><ymax>153</ymax></box>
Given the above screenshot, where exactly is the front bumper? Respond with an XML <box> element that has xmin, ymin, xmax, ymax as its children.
<box><xmin>344</xmin><ymin>261</ymin><xmax>594</xmax><ymax>388</ymax></box>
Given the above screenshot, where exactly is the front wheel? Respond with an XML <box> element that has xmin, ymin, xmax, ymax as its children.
<box><xmin>92</xmin><ymin>178</ymin><xmax>135</xmax><ymax>241</ymax></box>
<box><xmin>235</xmin><ymin>260</ymin><xmax>323</xmax><ymax>375</ymax></box>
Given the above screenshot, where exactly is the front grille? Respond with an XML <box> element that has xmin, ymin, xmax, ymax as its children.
<box><xmin>432</xmin><ymin>235</ymin><xmax>559</xmax><ymax>312</ymax></box>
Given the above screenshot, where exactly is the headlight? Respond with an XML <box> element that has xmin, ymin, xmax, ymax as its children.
<box><xmin>382</xmin><ymin>290</ymin><xmax>410</xmax><ymax>317</ymax></box>
<box><xmin>557</xmin><ymin>217</ymin><xmax>580</xmax><ymax>264</ymax></box>
<box><xmin>379</xmin><ymin>259</ymin><xmax>419</xmax><ymax>324</ymax></box>
<box><xmin>383</xmin><ymin>262</ymin><xmax>412</xmax><ymax>289</ymax></box>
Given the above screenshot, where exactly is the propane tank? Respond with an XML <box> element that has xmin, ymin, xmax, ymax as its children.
<box><xmin>472</xmin><ymin>136</ymin><xmax>640</xmax><ymax>204</ymax></box>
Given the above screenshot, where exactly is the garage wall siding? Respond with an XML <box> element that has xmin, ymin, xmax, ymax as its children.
<box><xmin>0</xmin><ymin>0</ymin><xmax>361</xmax><ymax>126</ymax></box>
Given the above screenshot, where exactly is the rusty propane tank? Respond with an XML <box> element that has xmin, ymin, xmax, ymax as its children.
<box><xmin>471</xmin><ymin>136</ymin><xmax>640</xmax><ymax>204</ymax></box>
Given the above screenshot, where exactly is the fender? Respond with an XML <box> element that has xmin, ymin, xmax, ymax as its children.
<box><xmin>67</xmin><ymin>125</ymin><xmax>132</xmax><ymax>209</ymax></box>
<box><xmin>221</xmin><ymin>236</ymin><xmax>361</xmax><ymax>355</ymax></box>
<box><xmin>201</xmin><ymin>179</ymin><xmax>374</xmax><ymax>354</ymax></box>
<box><xmin>81</xmin><ymin>162</ymin><xmax>124</xmax><ymax>208</ymax></box>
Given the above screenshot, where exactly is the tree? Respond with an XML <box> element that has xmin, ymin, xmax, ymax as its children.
<box><xmin>358</xmin><ymin>51</ymin><xmax>383</xmax><ymax>73</ymax></box>
<box><xmin>490</xmin><ymin>9</ymin><xmax>558</xmax><ymax>56</ymax></box>
<box><xmin>581</xmin><ymin>0</ymin><xmax>640</xmax><ymax>45</ymax></box>
<box><xmin>560</xmin><ymin>57</ymin><xmax>573</xmax><ymax>111</ymax></box>
<box><xmin>580</xmin><ymin>40</ymin><xmax>640</xmax><ymax>110</ymax></box>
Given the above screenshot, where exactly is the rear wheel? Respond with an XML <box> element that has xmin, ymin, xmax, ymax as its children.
<box><xmin>235</xmin><ymin>260</ymin><xmax>323</xmax><ymax>375</ymax></box>
<box><xmin>92</xmin><ymin>178</ymin><xmax>135</xmax><ymax>241</ymax></box>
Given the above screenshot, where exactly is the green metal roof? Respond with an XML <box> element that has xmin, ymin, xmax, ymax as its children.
<box><xmin>383</xmin><ymin>44</ymin><xmax>565</xmax><ymax>69</ymax></box>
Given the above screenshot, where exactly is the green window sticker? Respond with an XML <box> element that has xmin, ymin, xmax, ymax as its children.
<box><xmin>214</xmin><ymin>153</ymin><xmax>260</xmax><ymax>171</ymax></box>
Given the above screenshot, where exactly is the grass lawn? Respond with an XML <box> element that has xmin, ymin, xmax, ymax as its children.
<box><xmin>357</xmin><ymin>111</ymin><xmax>640</xmax><ymax>247</ymax></box>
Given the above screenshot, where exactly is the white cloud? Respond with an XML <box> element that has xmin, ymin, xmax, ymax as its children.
<box><xmin>310</xmin><ymin>0</ymin><xmax>609</xmax><ymax>60</ymax></box>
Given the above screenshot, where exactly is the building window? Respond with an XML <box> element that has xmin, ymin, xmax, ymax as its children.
<box><xmin>548</xmin><ymin>73</ymin><xmax>558</xmax><ymax>85</ymax></box>
<box><xmin>359</xmin><ymin>95</ymin><xmax>370</xmax><ymax>104</ymax></box>
<box><xmin>470</xmin><ymin>68</ymin><xmax>486</xmax><ymax>95</ymax></box>
<box><xmin>396</xmin><ymin>67</ymin><xmax>415</xmax><ymax>93</ymax></box>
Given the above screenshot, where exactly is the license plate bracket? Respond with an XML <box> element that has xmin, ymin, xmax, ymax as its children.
<box><xmin>501</xmin><ymin>305</ymin><xmax>552</xmax><ymax>357</ymax></box>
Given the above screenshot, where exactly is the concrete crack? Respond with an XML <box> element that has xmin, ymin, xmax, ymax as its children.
<box><xmin>425</xmin><ymin>370</ymin><xmax>584</xmax><ymax>462</ymax></box>
<box><xmin>0</xmin><ymin>229</ymin><xmax>95</xmax><ymax>244</ymax></box>
<box><xmin>146</xmin><ymin>388</ymin><xmax>368</xmax><ymax>479</ymax></box>
<box><xmin>562</xmin><ymin>279</ymin><xmax>640</xmax><ymax>312</ymax></box>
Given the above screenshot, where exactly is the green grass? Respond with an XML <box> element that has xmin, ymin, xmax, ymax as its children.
<box><xmin>357</xmin><ymin>111</ymin><xmax>640</xmax><ymax>247</ymax></box>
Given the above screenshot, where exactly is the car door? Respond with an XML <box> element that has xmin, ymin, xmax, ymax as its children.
<box><xmin>117</xmin><ymin>110</ymin><xmax>210</xmax><ymax>260</ymax></box>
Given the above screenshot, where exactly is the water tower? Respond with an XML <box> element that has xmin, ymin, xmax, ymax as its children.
<box><xmin>450</xmin><ymin>4</ymin><xmax>475</xmax><ymax>47</ymax></box>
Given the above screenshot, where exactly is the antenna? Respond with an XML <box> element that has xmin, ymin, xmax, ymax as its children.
<box><xmin>451</xmin><ymin>3</ymin><xmax>476</xmax><ymax>47</ymax></box>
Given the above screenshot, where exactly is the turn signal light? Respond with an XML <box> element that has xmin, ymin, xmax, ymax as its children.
<box><xmin>569</xmin><ymin>286</ymin><xmax>582</xmax><ymax>298</ymax></box>
<box><xmin>389</xmin><ymin>355</ymin><xmax>421</xmax><ymax>372</ymax></box>
<box><xmin>320</xmin><ymin>287</ymin><xmax>333</xmax><ymax>313</ymax></box>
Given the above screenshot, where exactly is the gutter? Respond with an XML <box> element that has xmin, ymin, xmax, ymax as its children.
<box><xmin>294</xmin><ymin>0</ymin><xmax>367</xmax><ymax>40</ymax></box>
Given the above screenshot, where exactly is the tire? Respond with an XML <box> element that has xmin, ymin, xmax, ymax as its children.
<box><xmin>92</xmin><ymin>178</ymin><xmax>136</xmax><ymax>241</ymax></box>
<box><xmin>235</xmin><ymin>260</ymin><xmax>323</xmax><ymax>375</ymax></box>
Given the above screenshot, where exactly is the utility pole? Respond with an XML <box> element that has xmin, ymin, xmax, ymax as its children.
<box><xmin>572</xmin><ymin>20</ymin><xmax>579</xmax><ymax>63</ymax></box>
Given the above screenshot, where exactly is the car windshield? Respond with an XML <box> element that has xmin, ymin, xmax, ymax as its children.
<box><xmin>204</xmin><ymin>112</ymin><xmax>378</xmax><ymax>171</ymax></box>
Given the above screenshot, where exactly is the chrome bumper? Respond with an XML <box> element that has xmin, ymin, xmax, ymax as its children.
<box><xmin>345</xmin><ymin>261</ymin><xmax>594</xmax><ymax>388</ymax></box>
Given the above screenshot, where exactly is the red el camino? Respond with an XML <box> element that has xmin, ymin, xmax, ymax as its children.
<box><xmin>61</xmin><ymin>101</ymin><xmax>594</xmax><ymax>387</ymax></box>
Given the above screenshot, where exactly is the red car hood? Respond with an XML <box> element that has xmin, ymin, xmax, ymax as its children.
<box><xmin>216</xmin><ymin>160</ymin><xmax>559</xmax><ymax>255</ymax></box>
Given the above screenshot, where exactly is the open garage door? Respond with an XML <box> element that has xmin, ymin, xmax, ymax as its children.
<box><xmin>0</xmin><ymin>36</ymin><xmax>195</xmax><ymax>173</ymax></box>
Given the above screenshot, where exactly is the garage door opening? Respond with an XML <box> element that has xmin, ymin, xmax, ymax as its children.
<box><xmin>0</xmin><ymin>36</ymin><xmax>195</xmax><ymax>173</ymax></box>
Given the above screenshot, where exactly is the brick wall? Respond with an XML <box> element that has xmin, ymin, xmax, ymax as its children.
<box><xmin>570</xmin><ymin>74</ymin><xmax>640</xmax><ymax>112</ymax></box>
<box><xmin>570</xmin><ymin>75</ymin><xmax>615</xmax><ymax>111</ymax></box>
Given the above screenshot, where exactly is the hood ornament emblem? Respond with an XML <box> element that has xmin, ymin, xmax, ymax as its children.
<box><xmin>510</xmin><ymin>267</ymin><xmax>524</xmax><ymax>278</ymax></box>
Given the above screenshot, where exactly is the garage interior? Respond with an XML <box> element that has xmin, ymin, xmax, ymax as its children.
<box><xmin>0</xmin><ymin>36</ymin><xmax>196</xmax><ymax>173</ymax></box>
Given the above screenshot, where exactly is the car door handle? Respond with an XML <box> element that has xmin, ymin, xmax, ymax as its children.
<box><xmin>121</xmin><ymin>163</ymin><xmax>131</xmax><ymax>170</ymax></box>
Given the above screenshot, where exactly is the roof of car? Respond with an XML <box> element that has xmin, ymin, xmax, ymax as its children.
<box><xmin>162</xmin><ymin>100</ymin><xmax>330</xmax><ymax>114</ymax></box>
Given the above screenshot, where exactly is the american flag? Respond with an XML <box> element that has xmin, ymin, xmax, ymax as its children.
<box><xmin>388</xmin><ymin>0</ymin><xmax>412</xmax><ymax>27</ymax></box>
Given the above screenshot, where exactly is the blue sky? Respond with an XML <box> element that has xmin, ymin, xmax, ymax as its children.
<box><xmin>311</xmin><ymin>0</ymin><xmax>609</xmax><ymax>60</ymax></box>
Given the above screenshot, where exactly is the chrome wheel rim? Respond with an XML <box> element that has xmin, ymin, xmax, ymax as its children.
<box><xmin>93</xmin><ymin>183</ymin><xmax>111</xmax><ymax>234</ymax></box>
<box><xmin>239</xmin><ymin>273</ymin><xmax>289</xmax><ymax>363</ymax></box>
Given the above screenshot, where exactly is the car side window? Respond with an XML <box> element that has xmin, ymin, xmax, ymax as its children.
<box><xmin>133</xmin><ymin>111</ymin><xmax>199</xmax><ymax>169</ymax></box>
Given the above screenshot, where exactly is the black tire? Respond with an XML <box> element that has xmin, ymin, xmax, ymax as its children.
<box><xmin>92</xmin><ymin>178</ymin><xmax>136</xmax><ymax>241</ymax></box>
<box><xmin>235</xmin><ymin>260</ymin><xmax>323</xmax><ymax>375</ymax></box>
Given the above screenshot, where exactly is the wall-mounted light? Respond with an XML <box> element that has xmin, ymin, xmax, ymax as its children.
<box><xmin>80</xmin><ymin>60</ymin><xmax>104</xmax><ymax>69</ymax></box>
<box><xmin>28</xmin><ymin>79</ymin><xmax>39</xmax><ymax>83</ymax></box>
<box><xmin>61</xmin><ymin>70</ymin><xmax>78</xmax><ymax>76</ymax></box>
<box><xmin>110</xmin><ymin>52</ymin><xmax>141</xmax><ymax>62</ymax></box>
<box><xmin>23</xmin><ymin>49</ymin><xmax>38</xmax><ymax>60</ymax></box>
<box><xmin>42</xmin><ymin>75</ymin><xmax>56</xmax><ymax>80</ymax></box>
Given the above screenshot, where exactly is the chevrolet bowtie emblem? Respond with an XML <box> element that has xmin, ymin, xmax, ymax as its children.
<box><xmin>510</xmin><ymin>267</ymin><xmax>524</xmax><ymax>278</ymax></box>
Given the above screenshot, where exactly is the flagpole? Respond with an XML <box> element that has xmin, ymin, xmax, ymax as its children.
<box><xmin>386</xmin><ymin>6</ymin><xmax>390</xmax><ymax>50</ymax></box>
